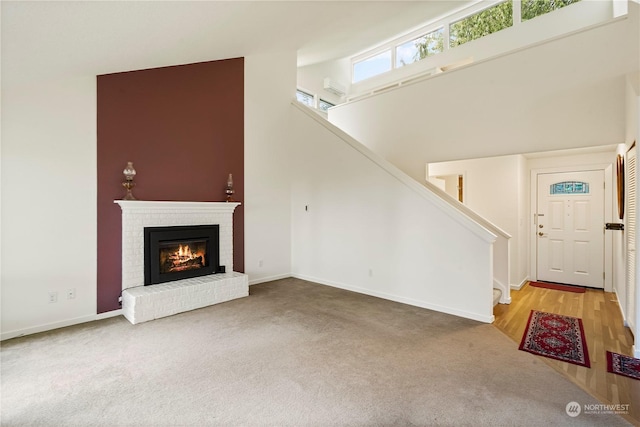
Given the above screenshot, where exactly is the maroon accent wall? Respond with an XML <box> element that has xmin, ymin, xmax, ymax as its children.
<box><xmin>97</xmin><ymin>58</ymin><xmax>244</xmax><ymax>313</ymax></box>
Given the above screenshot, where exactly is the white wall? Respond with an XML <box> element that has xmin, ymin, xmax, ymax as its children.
<box><xmin>517</xmin><ymin>154</ymin><xmax>530</xmax><ymax>288</ymax></box>
<box><xmin>1</xmin><ymin>75</ymin><xmax>99</xmax><ymax>337</ymax></box>
<box><xmin>0</xmin><ymin>51</ymin><xmax>297</xmax><ymax>338</ymax></box>
<box><xmin>290</xmin><ymin>104</ymin><xmax>495</xmax><ymax>323</ymax></box>
<box><xmin>527</xmin><ymin>149</ymin><xmax>617</xmax><ymax>291</ymax></box>
<box><xmin>297</xmin><ymin>58</ymin><xmax>350</xmax><ymax>106</ymax></box>
<box><xmin>244</xmin><ymin>51</ymin><xmax>296</xmax><ymax>285</ymax></box>
<box><xmin>349</xmin><ymin>0</ymin><xmax>612</xmax><ymax>97</ymax></box>
<box><xmin>329</xmin><ymin>13</ymin><xmax>636</xmax><ymax>183</ymax></box>
<box><xmin>428</xmin><ymin>155</ymin><xmax>528</xmax><ymax>288</ymax></box>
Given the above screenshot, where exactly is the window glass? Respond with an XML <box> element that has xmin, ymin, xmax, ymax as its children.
<box><xmin>318</xmin><ymin>99</ymin><xmax>335</xmax><ymax>112</ymax></box>
<box><xmin>396</xmin><ymin>28</ymin><xmax>444</xmax><ymax>67</ymax></box>
<box><xmin>296</xmin><ymin>89</ymin><xmax>314</xmax><ymax>107</ymax></box>
<box><xmin>522</xmin><ymin>0</ymin><xmax>581</xmax><ymax>22</ymax></box>
<box><xmin>353</xmin><ymin>50</ymin><xmax>392</xmax><ymax>83</ymax></box>
<box><xmin>449</xmin><ymin>1</ymin><xmax>513</xmax><ymax>48</ymax></box>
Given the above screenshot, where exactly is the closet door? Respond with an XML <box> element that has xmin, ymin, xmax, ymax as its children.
<box><xmin>626</xmin><ymin>146</ymin><xmax>637</xmax><ymax>332</ymax></box>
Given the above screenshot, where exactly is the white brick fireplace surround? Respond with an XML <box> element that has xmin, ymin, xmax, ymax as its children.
<box><xmin>114</xmin><ymin>201</ymin><xmax>248</xmax><ymax>324</ymax></box>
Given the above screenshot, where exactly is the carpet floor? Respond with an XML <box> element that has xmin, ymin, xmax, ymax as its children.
<box><xmin>1</xmin><ymin>278</ymin><xmax>631</xmax><ymax>426</ymax></box>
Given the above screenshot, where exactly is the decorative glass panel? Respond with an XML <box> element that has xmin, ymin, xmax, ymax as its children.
<box><xmin>318</xmin><ymin>99</ymin><xmax>335</xmax><ymax>112</ymax></box>
<box><xmin>296</xmin><ymin>89</ymin><xmax>314</xmax><ymax>107</ymax></box>
<box><xmin>550</xmin><ymin>181</ymin><xmax>589</xmax><ymax>195</ymax></box>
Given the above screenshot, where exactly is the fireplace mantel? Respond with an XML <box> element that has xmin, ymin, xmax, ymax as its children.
<box><xmin>114</xmin><ymin>200</ymin><xmax>241</xmax><ymax>212</ymax></box>
<box><xmin>114</xmin><ymin>200</ymin><xmax>248</xmax><ymax>324</ymax></box>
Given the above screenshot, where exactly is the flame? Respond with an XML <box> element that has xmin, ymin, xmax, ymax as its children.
<box><xmin>178</xmin><ymin>245</ymin><xmax>191</xmax><ymax>258</ymax></box>
<box><xmin>161</xmin><ymin>242</ymin><xmax>206</xmax><ymax>273</ymax></box>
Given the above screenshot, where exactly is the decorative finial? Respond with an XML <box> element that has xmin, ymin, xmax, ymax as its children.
<box><xmin>122</xmin><ymin>162</ymin><xmax>137</xmax><ymax>200</ymax></box>
<box><xmin>225</xmin><ymin>173</ymin><xmax>234</xmax><ymax>202</ymax></box>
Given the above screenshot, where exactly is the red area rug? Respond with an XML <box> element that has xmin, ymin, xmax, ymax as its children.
<box><xmin>529</xmin><ymin>281</ymin><xmax>585</xmax><ymax>293</ymax></box>
<box><xmin>606</xmin><ymin>351</ymin><xmax>640</xmax><ymax>380</ymax></box>
<box><xmin>519</xmin><ymin>310</ymin><xmax>590</xmax><ymax>367</ymax></box>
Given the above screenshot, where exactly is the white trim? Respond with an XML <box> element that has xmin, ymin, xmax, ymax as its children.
<box><xmin>511</xmin><ymin>276</ymin><xmax>530</xmax><ymax>290</ymax></box>
<box><xmin>292</xmin><ymin>273</ymin><xmax>495</xmax><ymax>324</ymax></box>
<box><xmin>344</xmin><ymin>8</ymin><xmax>625</xmax><ymax>104</ymax></box>
<box><xmin>529</xmin><ymin>164</ymin><xmax>613</xmax><ymax>292</ymax></box>
<box><xmin>493</xmin><ymin>278</ymin><xmax>511</xmax><ymax>304</ymax></box>
<box><xmin>96</xmin><ymin>309</ymin><xmax>123</xmax><ymax>320</ymax></box>
<box><xmin>293</xmin><ymin>101</ymin><xmax>499</xmax><ymax>244</ymax></box>
<box><xmin>249</xmin><ymin>273</ymin><xmax>292</xmax><ymax>286</ymax></box>
<box><xmin>114</xmin><ymin>200</ymin><xmax>240</xmax><ymax>212</ymax></box>
<box><xmin>349</xmin><ymin>0</ymin><xmax>591</xmax><ymax>87</ymax></box>
<box><xmin>1</xmin><ymin>310</ymin><xmax>123</xmax><ymax>342</ymax></box>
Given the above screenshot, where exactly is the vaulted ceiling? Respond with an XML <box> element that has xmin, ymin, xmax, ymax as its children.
<box><xmin>1</xmin><ymin>1</ymin><xmax>471</xmax><ymax>86</ymax></box>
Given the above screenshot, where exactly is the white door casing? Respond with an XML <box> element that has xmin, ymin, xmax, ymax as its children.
<box><xmin>536</xmin><ymin>170</ymin><xmax>604</xmax><ymax>288</ymax></box>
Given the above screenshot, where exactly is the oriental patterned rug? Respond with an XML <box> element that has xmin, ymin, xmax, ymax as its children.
<box><xmin>606</xmin><ymin>351</ymin><xmax>640</xmax><ymax>380</ymax></box>
<box><xmin>519</xmin><ymin>310</ymin><xmax>590</xmax><ymax>368</ymax></box>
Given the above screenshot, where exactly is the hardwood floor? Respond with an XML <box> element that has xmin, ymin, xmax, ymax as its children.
<box><xmin>493</xmin><ymin>283</ymin><xmax>640</xmax><ymax>424</ymax></box>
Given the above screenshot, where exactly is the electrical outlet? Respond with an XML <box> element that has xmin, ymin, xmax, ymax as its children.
<box><xmin>259</xmin><ymin>260</ymin><xmax>264</xmax><ymax>268</ymax></box>
<box><xmin>48</xmin><ymin>292</ymin><xmax>58</xmax><ymax>303</ymax></box>
<box><xmin>67</xmin><ymin>288</ymin><xmax>76</xmax><ymax>299</ymax></box>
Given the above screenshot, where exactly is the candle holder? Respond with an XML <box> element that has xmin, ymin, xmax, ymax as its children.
<box><xmin>225</xmin><ymin>173</ymin><xmax>234</xmax><ymax>202</ymax></box>
<box><xmin>122</xmin><ymin>161</ymin><xmax>137</xmax><ymax>200</ymax></box>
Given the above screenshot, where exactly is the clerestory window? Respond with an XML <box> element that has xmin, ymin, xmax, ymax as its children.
<box><xmin>449</xmin><ymin>1</ymin><xmax>513</xmax><ymax>48</ymax></box>
<box><xmin>522</xmin><ymin>0</ymin><xmax>582</xmax><ymax>21</ymax></box>
<box><xmin>351</xmin><ymin>0</ymin><xmax>583</xmax><ymax>84</ymax></box>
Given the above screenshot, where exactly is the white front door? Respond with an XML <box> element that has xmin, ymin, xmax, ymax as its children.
<box><xmin>536</xmin><ymin>170</ymin><xmax>604</xmax><ymax>288</ymax></box>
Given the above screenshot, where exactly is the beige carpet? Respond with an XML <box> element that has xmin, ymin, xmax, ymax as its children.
<box><xmin>1</xmin><ymin>278</ymin><xmax>631</xmax><ymax>426</ymax></box>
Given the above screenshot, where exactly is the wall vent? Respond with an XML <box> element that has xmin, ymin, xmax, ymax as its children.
<box><xmin>323</xmin><ymin>77</ymin><xmax>346</xmax><ymax>96</ymax></box>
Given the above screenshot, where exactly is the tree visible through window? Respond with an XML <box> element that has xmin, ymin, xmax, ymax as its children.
<box><xmin>449</xmin><ymin>1</ymin><xmax>513</xmax><ymax>48</ymax></box>
<box><xmin>353</xmin><ymin>0</ymin><xmax>584</xmax><ymax>82</ymax></box>
<box><xmin>522</xmin><ymin>0</ymin><xmax>581</xmax><ymax>21</ymax></box>
<box><xmin>397</xmin><ymin>28</ymin><xmax>444</xmax><ymax>67</ymax></box>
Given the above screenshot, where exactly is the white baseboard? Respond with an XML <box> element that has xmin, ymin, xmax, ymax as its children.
<box><xmin>511</xmin><ymin>277</ymin><xmax>529</xmax><ymax>290</ymax></box>
<box><xmin>248</xmin><ymin>273</ymin><xmax>292</xmax><ymax>286</ymax></box>
<box><xmin>1</xmin><ymin>309</ymin><xmax>124</xmax><ymax>342</ymax></box>
<box><xmin>292</xmin><ymin>273</ymin><xmax>494</xmax><ymax>324</ymax></box>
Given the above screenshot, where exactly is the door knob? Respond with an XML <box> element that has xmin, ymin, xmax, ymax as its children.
<box><xmin>538</xmin><ymin>232</ymin><xmax>545</xmax><ymax>236</ymax></box>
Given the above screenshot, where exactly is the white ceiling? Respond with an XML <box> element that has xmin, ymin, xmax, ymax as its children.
<box><xmin>1</xmin><ymin>0</ymin><xmax>471</xmax><ymax>86</ymax></box>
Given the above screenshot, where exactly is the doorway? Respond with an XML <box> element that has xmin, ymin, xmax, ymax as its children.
<box><xmin>430</xmin><ymin>174</ymin><xmax>464</xmax><ymax>203</ymax></box>
<box><xmin>535</xmin><ymin>170</ymin><xmax>605</xmax><ymax>288</ymax></box>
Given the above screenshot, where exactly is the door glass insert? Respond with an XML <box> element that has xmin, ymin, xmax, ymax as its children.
<box><xmin>550</xmin><ymin>181</ymin><xmax>589</xmax><ymax>195</ymax></box>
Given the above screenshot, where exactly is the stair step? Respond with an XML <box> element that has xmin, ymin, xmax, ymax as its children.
<box><xmin>493</xmin><ymin>288</ymin><xmax>502</xmax><ymax>306</ymax></box>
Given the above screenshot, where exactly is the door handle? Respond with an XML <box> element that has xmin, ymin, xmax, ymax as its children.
<box><xmin>538</xmin><ymin>232</ymin><xmax>545</xmax><ymax>237</ymax></box>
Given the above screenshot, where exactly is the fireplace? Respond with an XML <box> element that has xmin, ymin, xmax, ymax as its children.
<box><xmin>115</xmin><ymin>201</ymin><xmax>248</xmax><ymax>325</ymax></box>
<box><xmin>144</xmin><ymin>225</ymin><xmax>221</xmax><ymax>285</ymax></box>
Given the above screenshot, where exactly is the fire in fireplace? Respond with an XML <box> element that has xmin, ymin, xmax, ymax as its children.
<box><xmin>144</xmin><ymin>225</ymin><xmax>220</xmax><ymax>285</ymax></box>
<box><xmin>159</xmin><ymin>240</ymin><xmax>207</xmax><ymax>274</ymax></box>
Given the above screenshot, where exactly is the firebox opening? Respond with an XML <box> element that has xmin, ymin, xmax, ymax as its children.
<box><xmin>159</xmin><ymin>239</ymin><xmax>207</xmax><ymax>274</ymax></box>
<box><xmin>144</xmin><ymin>224</ymin><xmax>220</xmax><ymax>285</ymax></box>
